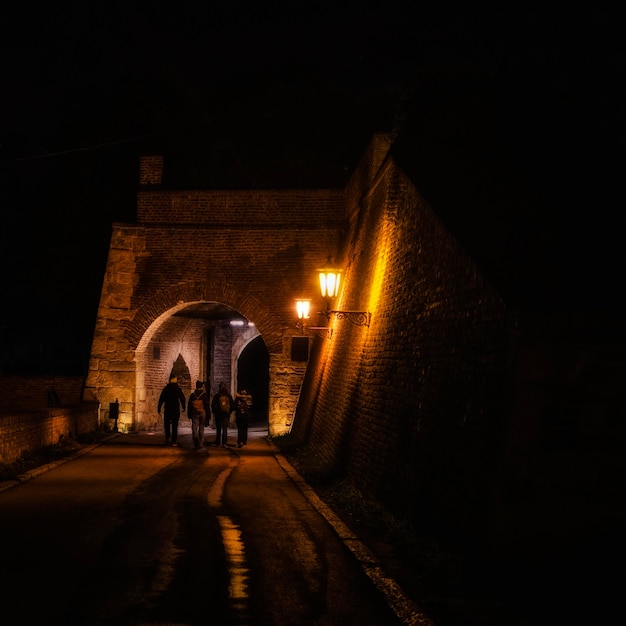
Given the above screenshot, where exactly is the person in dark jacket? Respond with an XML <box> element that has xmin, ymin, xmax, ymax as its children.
<box><xmin>188</xmin><ymin>380</ymin><xmax>210</xmax><ymax>449</ymax></box>
<box><xmin>211</xmin><ymin>382</ymin><xmax>234</xmax><ymax>447</ymax></box>
<box><xmin>158</xmin><ymin>374</ymin><xmax>186</xmax><ymax>446</ymax></box>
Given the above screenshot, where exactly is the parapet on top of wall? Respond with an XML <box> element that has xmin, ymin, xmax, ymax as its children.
<box><xmin>137</xmin><ymin>186</ymin><xmax>346</xmax><ymax>226</ymax></box>
<box><xmin>137</xmin><ymin>153</ymin><xmax>348</xmax><ymax>226</ymax></box>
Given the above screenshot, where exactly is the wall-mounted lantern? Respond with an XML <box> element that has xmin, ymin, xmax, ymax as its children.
<box><xmin>295</xmin><ymin>298</ymin><xmax>310</xmax><ymax>334</ymax></box>
<box><xmin>316</xmin><ymin>256</ymin><xmax>371</xmax><ymax>327</ymax></box>
<box><xmin>318</xmin><ymin>256</ymin><xmax>343</xmax><ymax>299</ymax></box>
<box><xmin>294</xmin><ymin>256</ymin><xmax>370</xmax><ymax>339</ymax></box>
<box><xmin>295</xmin><ymin>297</ymin><xmax>333</xmax><ymax>339</ymax></box>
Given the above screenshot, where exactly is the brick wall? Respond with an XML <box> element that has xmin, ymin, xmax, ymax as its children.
<box><xmin>0</xmin><ymin>404</ymin><xmax>99</xmax><ymax>465</ymax></box>
<box><xmin>0</xmin><ymin>375</ymin><xmax>86</xmax><ymax>411</ymax></box>
<box><xmin>292</xmin><ymin>135</ymin><xmax>511</xmax><ymax>555</ymax></box>
<box><xmin>137</xmin><ymin>189</ymin><xmax>345</xmax><ymax>225</ymax></box>
<box><xmin>290</xmin><ymin>134</ymin><xmax>626</xmax><ymax>565</ymax></box>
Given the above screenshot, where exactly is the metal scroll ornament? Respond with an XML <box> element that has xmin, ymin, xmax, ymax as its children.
<box><xmin>329</xmin><ymin>310</ymin><xmax>371</xmax><ymax>327</ymax></box>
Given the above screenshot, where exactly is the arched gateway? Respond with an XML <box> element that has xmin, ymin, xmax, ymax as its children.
<box><xmin>83</xmin><ymin>155</ymin><xmax>345</xmax><ymax>437</ymax></box>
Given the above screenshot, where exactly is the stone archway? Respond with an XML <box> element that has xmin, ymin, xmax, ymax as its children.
<box><xmin>86</xmin><ymin>275</ymin><xmax>302</xmax><ymax>437</ymax></box>
<box><xmin>134</xmin><ymin>299</ymin><xmax>262</xmax><ymax>433</ymax></box>
<box><xmin>129</xmin><ymin>281</ymin><xmax>285</xmax><ymax>433</ymax></box>
<box><xmin>130</xmin><ymin>280</ymin><xmax>284</xmax><ymax>354</ymax></box>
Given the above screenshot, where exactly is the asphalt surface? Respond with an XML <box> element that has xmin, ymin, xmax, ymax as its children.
<box><xmin>0</xmin><ymin>422</ymin><xmax>432</xmax><ymax>626</ymax></box>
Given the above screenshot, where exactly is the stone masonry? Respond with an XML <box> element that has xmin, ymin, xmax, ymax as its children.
<box><xmin>84</xmin><ymin>156</ymin><xmax>346</xmax><ymax>436</ymax></box>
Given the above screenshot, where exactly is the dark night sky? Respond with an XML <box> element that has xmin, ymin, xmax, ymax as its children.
<box><xmin>1</xmin><ymin>3</ymin><xmax>624</xmax><ymax>373</ymax></box>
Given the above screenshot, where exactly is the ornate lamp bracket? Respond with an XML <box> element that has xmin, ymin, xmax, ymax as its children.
<box><xmin>328</xmin><ymin>310</ymin><xmax>371</xmax><ymax>327</ymax></box>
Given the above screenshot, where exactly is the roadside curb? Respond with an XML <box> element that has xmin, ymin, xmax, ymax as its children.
<box><xmin>265</xmin><ymin>436</ymin><xmax>435</xmax><ymax>626</ymax></box>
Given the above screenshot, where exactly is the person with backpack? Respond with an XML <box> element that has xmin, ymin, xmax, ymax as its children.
<box><xmin>188</xmin><ymin>380</ymin><xmax>210</xmax><ymax>450</ymax></box>
<box><xmin>211</xmin><ymin>382</ymin><xmax>234</xmax><ymax>447</ymax></box>
<box><xmin>157</xmin><ymin>374</ymin><xmax>186</xmax><ymax>446</ymax></box>
<box><xmin>234</xmin><ymin>389</ymin><xmax>253</xmax><ymax>448</ymax></box>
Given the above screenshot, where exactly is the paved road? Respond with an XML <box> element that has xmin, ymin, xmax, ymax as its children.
<box><xmin>0</xmin><ymin>425</ymin><xmax>429</xmax><ymax>626</ymax></box>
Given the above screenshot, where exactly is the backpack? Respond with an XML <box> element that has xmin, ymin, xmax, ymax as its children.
<box><xmin>191</xmin><ymin>392</ymin><xmax>206</xmax><ymax>418</ymax></box>
<box><xmin>218</xmin><ymin>393</ymin><xmax>230</xmax><ymax>413</ymax></box>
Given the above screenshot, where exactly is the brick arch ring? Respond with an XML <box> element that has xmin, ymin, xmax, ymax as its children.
<box><xmin>126</xmin><ymin>279</ymin><xmax>285</xmax><ymax>354</ymax></box>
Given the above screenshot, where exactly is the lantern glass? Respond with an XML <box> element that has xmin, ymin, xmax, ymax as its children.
<box><xmin>317</xmin><ymin>257</ymin><xmax>343</xmax><ymax>299</ymax></box>
<box><xmin>295</xmin><ymin>299</ymin><xmax>310</xmax><ymax>320</ymax></box>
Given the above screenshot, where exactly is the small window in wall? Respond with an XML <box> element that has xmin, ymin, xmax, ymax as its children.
<box><xmin>291</xmin><ymin>336</ymin><xmax>309</xmax><ymax>362</ymax></box>
<box><xmin>153</xmin><ymin>345</ymin><xmax>161</xmax><ymax>360</ymax></box>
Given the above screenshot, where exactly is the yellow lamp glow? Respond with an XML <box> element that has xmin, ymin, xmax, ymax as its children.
<box><xmin>301</xmin><ymin>255</ymin><xmax>370</xmax><ymax>330</ymax></box>
<box><xmin>317</xmin><ymin>256</ymin><xmax>343</xmax><ymax>299</ymax></box>
<box><xmin>295</xmin><ymin>298</ymin><xmax>311</xmax><ymax>320</ymax></box>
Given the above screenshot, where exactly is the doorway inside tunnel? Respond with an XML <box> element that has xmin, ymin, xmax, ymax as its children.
<box><xmin>237</xmin><ymin>335</ymin><xmax>270</xmax><ymax>424</ymax></box>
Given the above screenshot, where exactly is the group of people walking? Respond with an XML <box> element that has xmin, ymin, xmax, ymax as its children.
<box><xmin>157</xmin><ymin>375</ymin><xmax>253</xmax><ymax>448</ymax></box>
